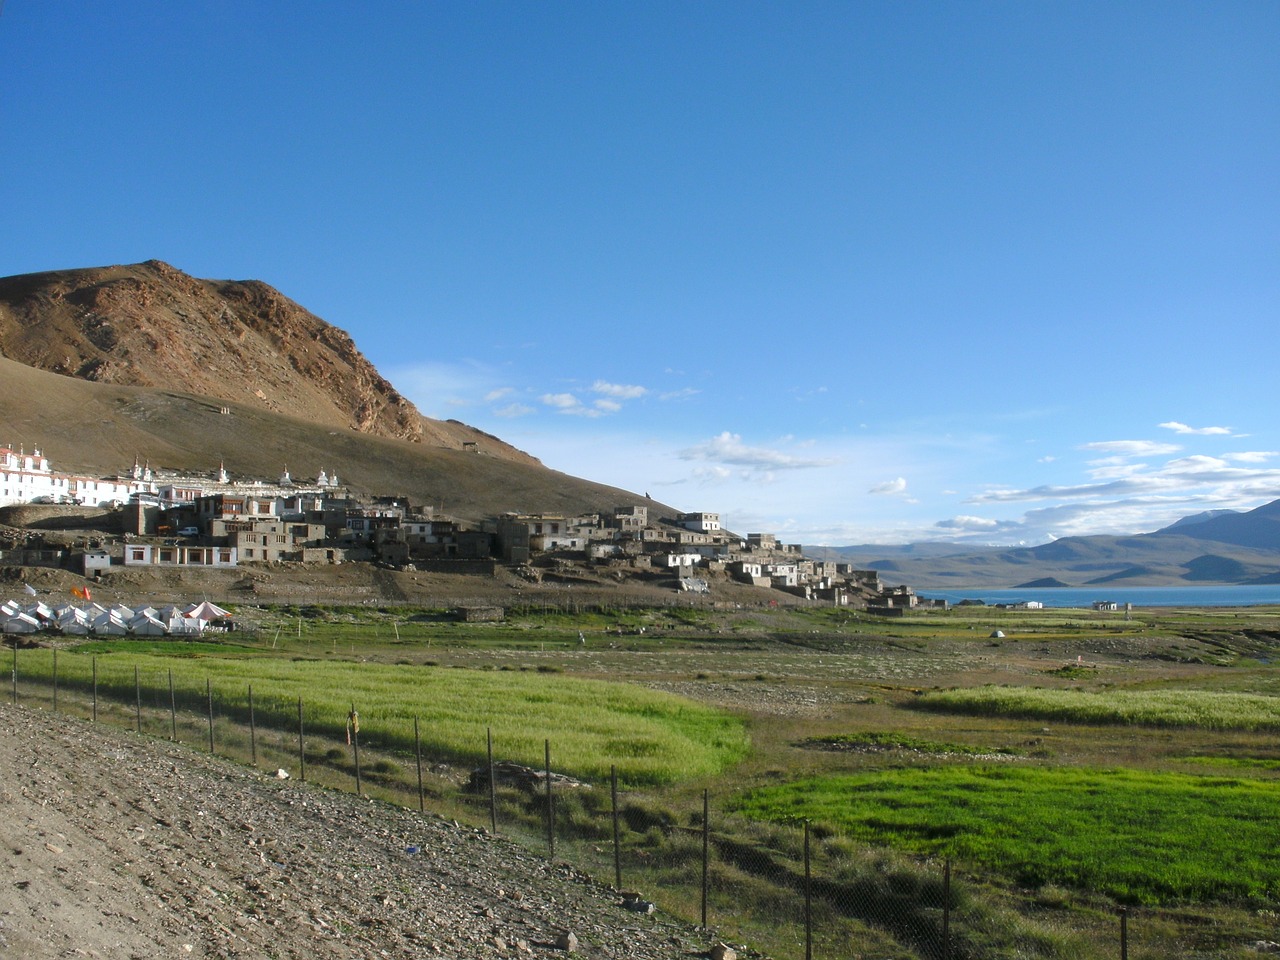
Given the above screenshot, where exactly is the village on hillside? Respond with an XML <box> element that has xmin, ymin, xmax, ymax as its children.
<box><xmin>0</xmin><ymin>442</ymin><xmax>939</xmax><ymax>617</ymax></box>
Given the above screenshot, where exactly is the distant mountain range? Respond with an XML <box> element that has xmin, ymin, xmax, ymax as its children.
<box><xmin>808</xmin><ymin>499</ymin><xmax>1280</xmax><ymax>588</ymax></box>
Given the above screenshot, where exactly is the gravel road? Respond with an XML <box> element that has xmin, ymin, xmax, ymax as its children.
<box><xmin>0</xmin><ymin>705</ymin><xmax>733</xmax><ymax>960</ymax></box>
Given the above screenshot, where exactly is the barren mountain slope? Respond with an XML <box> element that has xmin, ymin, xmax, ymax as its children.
<box><xmin>0</xmin><ymin>260</ymin><xmax>535</xmax><ymax>464</ymax></box>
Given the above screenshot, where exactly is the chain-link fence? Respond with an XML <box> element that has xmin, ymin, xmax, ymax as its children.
<box><xmin>5</xmin><ymin>647</ymin><xmax>1267</xmax><ymax>959</ymax></box>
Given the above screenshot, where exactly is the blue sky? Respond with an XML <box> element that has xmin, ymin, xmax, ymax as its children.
<box><xmin>3</xmin><ymin>2</ymin><xmax>1277</xmax><ymax>545</ymax></box>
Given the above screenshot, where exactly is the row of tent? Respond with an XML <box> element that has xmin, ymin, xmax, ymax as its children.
<box><xmin>1</xmin><ymin>599</ymin><xmax>232</xmax><ymax>636</ymax></box>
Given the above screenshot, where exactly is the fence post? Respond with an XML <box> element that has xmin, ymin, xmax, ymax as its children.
<box><xmin>134</xmin><ymin>666</ymin><xmax>142</xmax><ymax>733</ymax></box>
<box><xmin>1120</xmin><ymin>907</ymin><xmax>1128</xmax><ymax>960</ymax></box>
<box><xmin>10</xmin><ymin>643</ymin><xmax>16</xmax><ymax>704</ymax></box>
<box><xmin>804</xmin><ymin>820</ymin><xmax>812</xmax><ymax>960</ymax></box>
<box><xmin>206</xmin><ymin>678</ymin><xmax>214</xmax><ymax>754</ymax></box>
<box><xmin>611</xmin><ymin>765</ymin><xmax>622</xmax><ymax>890</ymax></box>
<box><xmin>545</xmin><ymin>739</ymin><xmax>555</xmax><ymax>858</ymax></box>
<box><xmin>701</xmin><ymin>789</ymin><xmax>709</xmax><ymax>928</ymax></box>
<box><xmin>52</xmin><ymin>649</ymin><xmax>58</xmax><ymax>713</ymax></box>
<box><xmin>414</xmin><ymin>717</ymin><xmax>424</xmax><ymax>812</ymax></box>
<box><xmin>92</xmin><ymin>656</ymin><xmax>97</xmax><ymax>722</ymax></box>
<box><xmin>487</xmin><ymin>727</ymin><xmax>497</xmax><ymax>834</ymax></box>
<box><xmin>943</xmin><ymin>859</ymin><xmax>952</xmax><ymax>960</ymax></box>
<box><xmin>248</xmin><ymin>684</ymin><xmax>257</xmax><ymax>766</ymax></box>
<box><xmin>349</xmin><ymin>704</ymin><xmax>361</xmax><ymax>796</ymax></box>
<box><xmin>297</xmin><ymin>697</ymin><xmax>306</xmax><ymax>781</ymax></box>
<box><xmin>168</xmin><ymin>668</ymin><xmax>176</xmax><ymax>741</ymax></box>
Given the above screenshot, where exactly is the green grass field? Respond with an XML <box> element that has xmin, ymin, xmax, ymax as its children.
<box><xmin>730</xmin><ymin>765</ymin><xmax>1280</xmax><ymax>905</ymax></box>
<box><xmin>11</xmin><ymin>601</ymin><xmax>1280</xmax><ymax>958</ymax></box>
<box><xmin>15</xmin><ymin>648</ymin><xmax>748</xmax><ymax>786</ymax></box>
<box><xmin>914</xmin><ymin>685</ymin><xmax>1280</xmax><ymax>730</ymax></box>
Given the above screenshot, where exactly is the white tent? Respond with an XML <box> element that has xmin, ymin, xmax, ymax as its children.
<box><xmin>2</xmin><ymin>612</ymin><xmax>41</xmax><ymax>634</ymax></box>
<box><xmin>129</xmin><ymin>614</ymin><xmax>168</xmax><ymax>636</ymax></box>
<box><xmin>166</xmin><ymin>615</ymin><xmax>204</xmax><ymax>636</ymax></box>
<box><xmin>56</xmin><ymin>612</ymin><xmax>91</xmax><ymax>635</ymax></box>
<box><xmin>90</xmin><ymin>612</ymin><xmax>129</xmax><ymax>636</ymax></box>
<box><xmin>26</xmin><ymin>601</ymin><xmax>55</xmax><ymax>624</ymax></box>
<box><xmin>185</xmin><ymin>601</ymin><xmax>231</xmax><ymax>621</ymax></box>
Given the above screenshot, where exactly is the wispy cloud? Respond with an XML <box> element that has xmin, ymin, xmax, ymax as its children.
<box><xmin>592</xmin><ymin>381</ymin><xmax>647</xmax><ymax>400</ymax></box>
<box><xmin>1159</xmin><ymin>421</ymin><xmax>1234</xmax><ymax>436</ymax></box>
<box><xmin>541</xmin><ymin>393</ymin><xmax>581</xmax><ymax>410</ymax></box>
<box><xmin>869</xmin><ymin>477</ymin><xmax>907</xmax><ymax>496</ymax></box>
<box><xmin>934</xmin><ymin>515</ymin><xmax>1003</xmax><ymax>531</ymax></box>
<box><xmin>1081</xmin><ymin>440</ymin><xmax>1182</xmax><ymax>458</ymax></box>
<box><xmin>678</xmin><ymin>432</ymin><xmax>838</xmax><ymax>472</ymax></box>
<box><xmin>493</xmin><ymin>402</ymin><xmax>534</xmax><ymax>418</ymax></box>
<box><xmin>382</xmin><ymin>359</ymin><xmax>498</xmax><ymax>418</ymax></box>
<box><xmin>659</xmin><ymin>387</ymin><xmax>700</xmax><ymax>402</ymax></box>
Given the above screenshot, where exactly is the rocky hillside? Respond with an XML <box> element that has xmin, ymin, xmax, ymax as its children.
<box><xmin>1</xmin><ymin>705</ymin><xmax>722</xmax><ymax>960</ymax></box>
<box><xmin>0</xmin><ymin>260</ymin><xmax>535</xmax><ymax>464</ymax></box>
<box><xmin>0</xmin><ymin>261</ymin><xmax>674</xmax><ymax>523</ymax></box>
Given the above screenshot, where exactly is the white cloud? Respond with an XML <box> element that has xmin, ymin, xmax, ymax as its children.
<box><xmin>484</xmin><ymin>387</ymin><xmax>514</xmax><ymax>402</ymax></box>
<box><xmin>592</xmin><ymin>380</ymin><xmax>647</xmax><ymax>399</ymax></box>
<box><xmin>1081</xmin><ymin>440</ymin><xmax>1182</xmax><ymax>458</ymax></box>
<box><xmin>1227</xmin><ymin>451</ymin><xmax>1278</xmax><ymax>464</ymax></box>
<box><xmin>936</xmin><ymin>515</ymin><xmax>999</xmax><ymax>530</ymax></box>
<box><xmin>538</xmin><ymin>393</ymin><xmax>605</xmax><ymax>417</ymax></box>
<box><xmin>1159</xmin><ymin>421</ymin><xmax>1234</xmax><ymax>436</ymax></box>
<box><xmin>678</xmin><ymin>432</ymin><xmax>838</xmax><ymax>471</ymax></box>
<box><xmin>383</xmin><ymin>359</ymin><xmax>498</xmax><ymax>418</ymax></box>
<box><xmin>540</xmin><ymin>393</ymin><xmax>581</xmax><ymax>409</ymax></box>
<box><xmin>869</xmin><ymin>477</ymin><xmax>907</xmax><ymax>496</ymax></box>
<box><xmin>691</xmin><ymin>465</ymin><xmax>735</xmax><ymax>482</ymax></box>
<box><xmin>594</xmin><ymin>398</ymin><xmax>622</xmax><ymax>413</ymax></box>
<box><xmin>493</xmin><ymin>402</ymin><xmax>534</xmax><ymax>418</ymax></box>
<box><xmin>971</xmin><ymin>476</ymin><xmax>1181</xmax><ymax>503</ymax></box>
<box><xmin>659</xmin><ymin>387</ymin><xmax>700</xmax><ymax>402</ymax></box>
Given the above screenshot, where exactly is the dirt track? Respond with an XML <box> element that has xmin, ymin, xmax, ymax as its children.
<box><xmin>0</xmin><ymin>705</ymin><xmax>731</xmax><ymax>960</ymax></box>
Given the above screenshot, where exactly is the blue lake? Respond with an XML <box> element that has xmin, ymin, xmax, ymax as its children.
<box><xmin>919</xmin><ymin>585</ymin><xmax>1280</xmax><ymax>608</ymax></box>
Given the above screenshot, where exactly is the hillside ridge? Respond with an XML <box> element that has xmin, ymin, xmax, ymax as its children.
<box><xmin>811</xmin><ymin>499</ymin><xmax>1280</xmax><ymax>588</ymax></box>
<box><xmin>0</xmin><ymin>260</ymin><xmax>536</xmax><ymax>464</ymax></box>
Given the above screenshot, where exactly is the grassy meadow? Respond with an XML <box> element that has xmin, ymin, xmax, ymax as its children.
<box><xmin>10</xmin><ymin>599</ymin><xmax>1280</xmax><ymax>958</ymax></box>
<box><xmin>731</xmin><ymin>765</ymin><xmax>1280</xmax><ymax>905</ymax></box>
<box><xmin>914</xmin><ymin>685</ymin><xmax>1280</xmax><ymax>731</ymax></box>
<box><xmin>14</xmin><ymin>646</ymin><xmax>747</xmax><ymax>786</ymax></box>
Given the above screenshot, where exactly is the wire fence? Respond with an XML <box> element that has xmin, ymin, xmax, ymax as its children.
<box><xmin>4</xmin><ymin>645</ymin><xmax>1264</xmax><ymax>959</ymax></box>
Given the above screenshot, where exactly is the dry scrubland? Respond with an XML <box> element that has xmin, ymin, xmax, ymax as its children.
<box><xmin>5</xmin><ymin>599</ymin><xmax>1280</xmax><ymax>958</ymax></box>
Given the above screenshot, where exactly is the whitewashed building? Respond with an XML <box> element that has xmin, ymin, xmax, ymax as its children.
<box><xmin>677</xmin><ymin>512</ymin><xmax>721</xmax><ymax>533</ymax></box>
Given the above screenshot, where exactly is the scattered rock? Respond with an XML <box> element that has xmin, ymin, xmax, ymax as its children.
<box><xmin>554</xmin><ymin>930</ymin><xmax>578</xmax><ymax>951</ymax></box>
<box><xmin>1</xmin><ymin>706</ymin><xmax>723</xmax><ymax>959</ymax></box>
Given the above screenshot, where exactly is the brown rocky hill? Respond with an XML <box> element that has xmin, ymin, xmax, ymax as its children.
<box><xmin>0</xmin><ymin>262</ymin><xmax>674</xmax><ymax>524</ymax></box>
<box><xmin>0</xmin><ymin>259</ymin><xmax>534</xmax><ymax>463</ymax></box>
